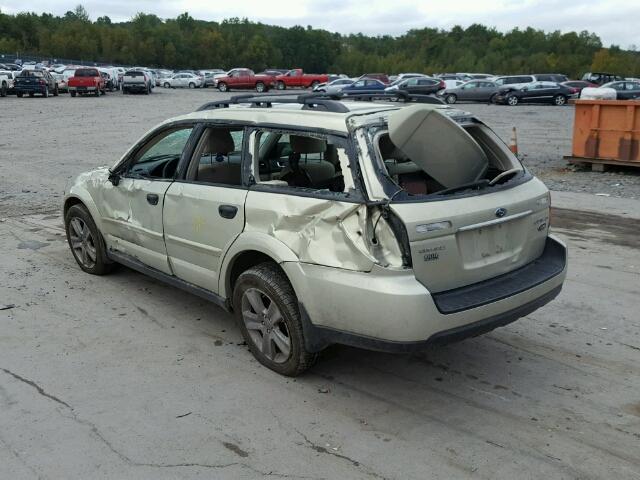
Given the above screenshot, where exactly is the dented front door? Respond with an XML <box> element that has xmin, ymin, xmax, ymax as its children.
<box><xmin>97</xmin><ymin>178</ymin><xmax>173</xmax><ymax>274</ymax></box>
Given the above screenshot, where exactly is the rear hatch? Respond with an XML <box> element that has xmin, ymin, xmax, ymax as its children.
<box><xmin>124</xmin><ymin>71</ymin><xmax>146</xmax><ymax>84</ymax></box>
<box><xmin>385</xmin><ymin>105</ymin><xmax>550</xmax><ymax>293</ymax></box>
<box><xmin>391</xmin><ymin>181</ymin><xmax>550</xmax><ymax>293</ymax></box>
<box><xmin>16</xmin><ymin>73</ymin><xmax>43</xmax><ymax>88</ymax></box>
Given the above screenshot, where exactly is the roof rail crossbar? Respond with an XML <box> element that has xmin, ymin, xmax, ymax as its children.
<box><xmin>196</xmin><ymin>94</ymin><xmax>350</xmax><ymax>113</ymax></box>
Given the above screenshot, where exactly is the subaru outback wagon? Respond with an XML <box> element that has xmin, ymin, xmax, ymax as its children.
<box><xmin>64</xmin><ymin>95</ymin><xmax>567</xmax><ymax>376</ymax></box>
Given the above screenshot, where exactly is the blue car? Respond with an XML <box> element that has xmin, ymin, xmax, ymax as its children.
<box><xmin>341</xmin><ymin>78</ymin><xmax>386</xmax><ymax>92</ymax></box>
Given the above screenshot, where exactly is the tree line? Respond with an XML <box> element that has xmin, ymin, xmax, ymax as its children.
<box><xmin>1</xmin><ymin>5</ymin><xmax>639</xmax><ymax>78</ymax></box>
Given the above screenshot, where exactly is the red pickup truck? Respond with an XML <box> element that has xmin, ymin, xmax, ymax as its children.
<box><xmin>274</xmin><ymin>69</ymin><xmax>329</xmax><ymax>90</ymax></box>
<box><xmin>68</xmin><ymin>68</ymin><xmax>106</xmax><ymax>97</ymax></box>
<box><xmin>215</xmin><ymin>68</ymin><xmax>274</xmax><ymax>93</ymax></box>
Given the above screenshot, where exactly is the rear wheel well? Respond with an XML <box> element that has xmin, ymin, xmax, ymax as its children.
<box><xmin>228</xmin><ymin>250</ymin><xmax>283</xmax><ymax>304</ymax></box>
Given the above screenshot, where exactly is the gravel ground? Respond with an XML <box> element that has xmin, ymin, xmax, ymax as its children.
<box><xmin>1</xmin><ymin>88</ymin><xmax>639</xmax><ymax>218</ymax></box>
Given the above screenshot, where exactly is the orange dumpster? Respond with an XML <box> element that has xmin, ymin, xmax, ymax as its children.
<box><xmin>567</xmin><ymin>99</ymin><xmax>640</xmax><ymax>171</ymax></box>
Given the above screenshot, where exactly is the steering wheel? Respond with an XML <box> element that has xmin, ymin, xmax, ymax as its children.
<box><xmin>162</xmin><ymin>158</ymin><xmax>179</xmax><ymax>179</ymax></box>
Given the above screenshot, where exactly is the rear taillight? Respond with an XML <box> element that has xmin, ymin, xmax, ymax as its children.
<box><xmin>439</xmin><ymin>80</ymin><xmax>445</xmax><ymax>89</ymax></box>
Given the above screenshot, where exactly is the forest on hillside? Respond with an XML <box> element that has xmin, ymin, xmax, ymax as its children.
<box><xmin>1</xmin><ymin>6</ymin><xmax>639</xmax><ymax>77</ymax></box>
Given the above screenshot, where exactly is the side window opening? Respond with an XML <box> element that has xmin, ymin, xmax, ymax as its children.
<box><xmin>128</xmin><ymin>127</ymin><xmax>193</xmax><ymax>179</ymax></box>
<box><xmin>254</xmin><ymin>130</ymin><xmax>354</xmax><ymax>194</ymax></box>
<box><xmin>186</xmin><ymin>127</ymin><xmax>245</xmax><ymax>186</ymax></box>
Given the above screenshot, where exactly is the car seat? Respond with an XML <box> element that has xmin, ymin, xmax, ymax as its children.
<box><xmin>197</xmin><ymin>129</ymin><xmax>241</xmax><ymax>184</ymax></box>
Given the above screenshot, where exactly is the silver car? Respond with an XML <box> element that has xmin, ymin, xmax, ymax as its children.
<box><xmin>63</xmin><ymin>96</ymin><xmax>567</xmax><ymax>376</ymax></box>
<box><xmin>163</xmin><ymin>73</ymin><xmax>203</xmax><ymax>89</ymax></box>
<box><xmin>440</xmin><ymin>80</ymin><xmax>501</xmax><ymax>104</ymax></box>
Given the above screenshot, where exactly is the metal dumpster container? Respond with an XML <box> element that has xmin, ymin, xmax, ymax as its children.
<box><xmin>567</xmin><ymin>99</ymin><xmax>640</xmax><ymax>171</ymax></box>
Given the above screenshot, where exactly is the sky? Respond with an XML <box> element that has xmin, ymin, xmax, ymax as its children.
<box><xmin>1</xmin><ymin>0</ymin><xmax>638</xmax><ymax>48</ymax></box>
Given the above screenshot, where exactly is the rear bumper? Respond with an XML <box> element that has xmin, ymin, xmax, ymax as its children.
<box><xmin>69</xmin><ymin>86</ymin><xmax>97</xmax><ymax>91</ymax></box>
<box><xmin>123</xmin><ymin>83</ymin><xmax>148</xmax><ymax>91</ymax></box>
<box><xmin>283</xmin><ymin>235</ymin><xmax>567</xmax><ymax>352</ymax></box>
<box><xmin>15</xmin><ymin>85</ymin><xmax>46</xmax><ymax>93</ymax></box>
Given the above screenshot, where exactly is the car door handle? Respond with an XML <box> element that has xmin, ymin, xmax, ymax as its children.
<box><xmin>218</xmin><ymin>205</ymin><xmax>238</xmax><ymax>219</ymax></box>
<box><xmin>146</xmin><ymin>193</ymin><xmax>159</xmax><ymax>205</ymax></box>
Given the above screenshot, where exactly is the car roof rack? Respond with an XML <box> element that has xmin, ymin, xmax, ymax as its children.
<box><xmin>196</xmin><ymin>94</ymin><xmax>350</xmax><ymax>113</ymax></box>
<box><xmin>195</xmin><ymin>91</ymin><xmax>444</xmax><ymax>113</ymax></box>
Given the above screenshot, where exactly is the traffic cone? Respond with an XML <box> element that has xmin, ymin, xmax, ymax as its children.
<box><xmin>509</xmin><ymin>127</ymin><xmax>518</xmax><ymax>156</ymax></box>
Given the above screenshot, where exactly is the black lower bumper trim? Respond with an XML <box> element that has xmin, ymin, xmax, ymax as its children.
<box><xmin>432</xmin><ymin>237</ymin><xmax>566</xmax><ymax>314</ymax></box>
<box><xmin>300</xmin><ymin>284</ymin><xmax>562</xmax><ymax>354</ymax></box>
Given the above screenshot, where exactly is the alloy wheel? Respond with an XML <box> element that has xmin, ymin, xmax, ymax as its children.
<box><xmin>241</xmin><ymin>288</ymin><xmax>291</xmax><ymax>363</ymax></box>
<box><xmin>69</xmin><ymin>217</ymin><xmax>97</xmax><ymax>269</ymax></box>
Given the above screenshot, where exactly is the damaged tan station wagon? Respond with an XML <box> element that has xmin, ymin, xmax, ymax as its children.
<box><xmin>64</xmin><ymin>94</ymin><xmax>567</xmax><ymax>376</ymax></box>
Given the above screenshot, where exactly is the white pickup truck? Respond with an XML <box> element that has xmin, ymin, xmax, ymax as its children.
<box><xmin>122</xmin><ymin>69</ymin><xmax>152</xmax><ymax>95</ymax></box>
<box><xmin>0</xmin><ymin>70</ymin><xmax>14</xmax><ymax>96</ymax></box>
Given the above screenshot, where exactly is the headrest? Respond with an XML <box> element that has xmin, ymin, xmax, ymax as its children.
<box><xmin>325</xmin><ymin>145</ymin><xmax>339</xmax><ymax>166</ymax></box>
<box><xmin>205</xmin><ymin>129</ymin><xmax>235</xmax><ymax>155</ymax></box>
<box><xmin>290</xmin><ymin>135</ymin><xmax>327</xmax><ymax>154</ymax></box>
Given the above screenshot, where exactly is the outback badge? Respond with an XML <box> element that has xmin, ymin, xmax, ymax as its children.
<box><xmin>495</xmin><ymin>207</ymin><xmax>507</xmax><ymax>218</ymax></box>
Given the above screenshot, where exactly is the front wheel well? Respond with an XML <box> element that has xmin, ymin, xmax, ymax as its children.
<box><xmin>63</xmin><ymin>197</ymin><xmax>84</xmax><ymax>217</ymax></box>
<box><xmin>227</xmin><ymin>250</ymin><xmax>284</xmax><ymax>304</ymax></box>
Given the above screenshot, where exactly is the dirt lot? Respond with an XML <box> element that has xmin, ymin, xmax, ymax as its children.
<box><xmin>1</xmin><ymin>89</ymin><xmax>640</xmax><ymax>479</ymax></box>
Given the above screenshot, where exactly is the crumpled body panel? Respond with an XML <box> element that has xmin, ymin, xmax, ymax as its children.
<box><xmin>244</xmin><ymin>191</ymin><xmax>378</xmax><ymax>271</ymax></box>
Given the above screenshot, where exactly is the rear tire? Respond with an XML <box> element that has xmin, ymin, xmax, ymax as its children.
<box><xmin>255</xmin><ymin>81</ymin><xmax>265</xmax><ymax>93</ymax></box>
<box><xmin>29</xmin><ymin>92</ymin><xmax>34</xmax><ymax>98</ymax></box>
<box><xmin>310</xmin><ymin>80</ymin><xmax>319</xmax><ymax>89</ymax></box>
<box><xmin>17</xmin><ymin>92</ymin><xmax>23</xmax><ymax>98</ymax></box>
<box><xmin>94</xmin><ymin>88</ymin><xmax>100</xmax><ymax>97</ymax></box>
<box><xmin>188</xmin><ymin>82</ymin><xmax>195</xmax><ymax>89</ymax></box>
<box><xmin>70</xmin><ymin>91</ymin><xmax>76</xmax><ymax>97</ymax></box>
<box><xmin>0</xmin><ymin>83</ymin><xmax>6</xmax><ymax>97</ymax></box>
<box><xmin>489</xmin><ymin>93</ymin><xmax>497</xmax><ymax>104</ymax></box>
<box><xmin>277</xmin><ymin>81</ymin><xmax>286</xmax><ymax>90</ymax></box>
<box><xmin>65</xmin><ymin>204</ymin><xmax>114</xmax><ymax>276</ymax></box>
<box><xmin>553</xmin><ymin>95</ymin><xmax>567</xmax><ymax>106</ymax></box>
<box><xmin>54</xmin><ymin>84</ymin><xmax>59</xmax><ymax>96</ymax></box>
<box><xmin>233</xmin><ymin>263</ymin><xmax>317</xmax><ymax>376</ymax></box>
<box><xmin>43</xmin><ymin>86</ymin><xmax>49</xmax><ymax>98</ymax></box>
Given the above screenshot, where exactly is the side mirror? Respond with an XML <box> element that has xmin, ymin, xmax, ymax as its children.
<box><xmin>108</xmin><ymin>170</ymin><xmax>121</xmax><ymax>186</ymax></box>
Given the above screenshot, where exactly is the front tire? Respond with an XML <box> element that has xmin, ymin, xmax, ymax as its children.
<box><xmin>65</xmin><ymin>204</ymin><xmax>113</xmax><ymax>275</ymax></box>
<box><xmin>445</xmin><ymin>94</ymin><xmax>457</xmax><ymax>104</ymax></box>
<box><xmin>70</xmin><ymin>91</ymin><xmax>76</xmax><ymax>97</ymax></box>
<box><xmin>233</xmin><ymin>263</ymin><xmax>316</xmax><ymax>376</ymax></box>
<box><xmin>54</xmin><ymin>84</ymin><xmax>59</xmax><ymax>96</ymax></box>
<box><xmin>507</xmin><ymin>95</ymin><xmax>519</xmax><ymax>106</ymax></box>
<box><xmin>163</xmin><ymin>82</ymin><xmax>170</xmax><ymax>88</ymax></box>
<box><xmin>218</xmin><ymin>82</ymin><xmax>228</xmax><ymax>92</ymax></box>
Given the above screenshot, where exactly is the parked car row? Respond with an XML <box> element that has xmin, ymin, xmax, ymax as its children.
<box><xmin>3</xmin><ymin>61</ymin><xmax>637</xmax><ymax>103</ymax></box>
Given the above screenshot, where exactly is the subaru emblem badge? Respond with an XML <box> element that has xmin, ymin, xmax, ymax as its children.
<box><xmin>495</xmin><ymin>208</ymin><xmax>507</xmax><ymax>218</ymax></box>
